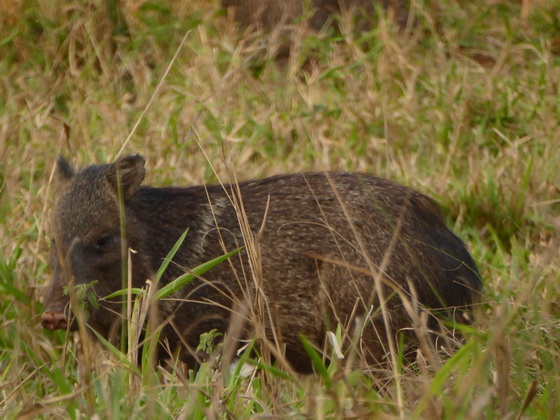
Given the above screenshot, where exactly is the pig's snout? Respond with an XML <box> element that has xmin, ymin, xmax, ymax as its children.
<box><xmin>41</xmin><ymin>309</ymin><xmax>68</xmax><ymax>330</ymax></box>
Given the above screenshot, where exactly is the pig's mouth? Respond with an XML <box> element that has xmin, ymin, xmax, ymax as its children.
<box><xmin>41</xmin><ymin>303</ymin><xmax>92</xmax><ymax>332</ymax></box>
<box><xmin>41</xmin><ymin>307</ymin><xmax>72</xmax><ymax>331</ymax></box>
<box><xmin>41</xmin><ymin>302</ymin><xmax>120</xmax><ymax>335</ymax></box>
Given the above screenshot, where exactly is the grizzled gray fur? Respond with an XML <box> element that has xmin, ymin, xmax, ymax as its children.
<box><xmin>42</xmin><ymin>154</ymin><xmax>481</xmax><ymax>372</ymax></box>
<box><xmin>222</xmin><ymin>0</ymin><xmax>410</xmax><ymax>33</ymax></box>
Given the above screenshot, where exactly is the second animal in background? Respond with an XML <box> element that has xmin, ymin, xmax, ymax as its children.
<box><xmin>222</xmin><ymin>0</ymin><xmax>409</xmax><ymax>55</ymax></box>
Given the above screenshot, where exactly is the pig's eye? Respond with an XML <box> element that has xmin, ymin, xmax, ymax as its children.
<box><xmin>95</xmin><ymin>235</ymin><xmax>115</xmax><ymax>250</ymax></box>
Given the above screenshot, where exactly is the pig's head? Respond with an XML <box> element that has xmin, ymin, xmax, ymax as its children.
<box><xmin>41</xmin><ymin>154</ymin><xmax>152</xmax><ymax>335</ymax></box>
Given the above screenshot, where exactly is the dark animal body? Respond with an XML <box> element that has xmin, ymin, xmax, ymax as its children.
<box><xmin>221</xmin><ymin>0</ymin><xmax>409</xmax><ymax>57</ymax></box>
<box><xmin>42</xmin><ymin>155</ymin><xmax>481</xmax><ymax>372</ymax></box>
<box><xmin>222</xmin><ymin>0</ymin><xmax>410</xmax><ymax>32</ymax></box>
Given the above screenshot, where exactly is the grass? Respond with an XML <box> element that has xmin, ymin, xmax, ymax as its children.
<box><xmin>1</xmin><ymin>0</ymin><xmax>559</xmax><ymax>418</ymax></box>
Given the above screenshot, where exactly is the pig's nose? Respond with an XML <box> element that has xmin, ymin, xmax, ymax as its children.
<box><xmin>41</xmin><ymin>309</ymin><xmax>68</xmax><ymax>330</ymax></box>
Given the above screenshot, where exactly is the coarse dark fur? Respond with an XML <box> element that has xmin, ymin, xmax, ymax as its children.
<box><xmin>42</xmin><ymin>154</ymin><xmax>481</xmax><ymax>373</ymax></box>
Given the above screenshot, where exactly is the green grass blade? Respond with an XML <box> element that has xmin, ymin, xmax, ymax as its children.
<box><xmin>300</xmin><ymin>334</ymin><xmax>331</xmax><ymax>387</ymax></box>
<box><xmin>88</xmin><ymin>325</ymin><xmax>141</xmax><ymax>375</ymax></box>
<box><xmin>153</xmin><ymin>248</ymin><xmax>242</xmax><ymax>301</ymax></box>
<box><xmin>102</xmin><ymin>288</ymin><xmax>145</xmax><ymax>300</ymax></box>
<box><xmin>155</xmin><ymin>228</ymin><xmax>189</xmax><ymax>284</ymax></box>
<box><xmin>246</xmin><ymin>358</ymin><xmax>296</xmax><ymax>382</ymax></box>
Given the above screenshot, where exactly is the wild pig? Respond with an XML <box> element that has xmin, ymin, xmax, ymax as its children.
<box><xmin>42</xmin><ymin>154</ymin><xmax>481</xmax><ymax>372</ymax></box>
<box><xmin>222</xmin><ymin>0</ymin><xmax>410</xmax><ymax>34</ymax></box>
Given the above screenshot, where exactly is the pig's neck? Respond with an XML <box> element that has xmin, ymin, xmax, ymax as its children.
<box><xmin>129</xmin><ymin>184</ymin><xmax>234</xmax><ymax>281</ymax></box>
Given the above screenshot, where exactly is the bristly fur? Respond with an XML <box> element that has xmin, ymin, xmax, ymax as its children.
<box><xmin>42</xmin><ymin>154</ymin><xmax>482</xmax><ymax>373</ymax></box>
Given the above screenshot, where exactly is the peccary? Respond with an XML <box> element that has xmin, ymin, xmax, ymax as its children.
<box><xmin>42</xmin><ymin>154</ymin><xmax>481</xmax><ymax>372</ymax></box>
<box><xmin>222</xmin><ymin>0</ymin><xmax>410</xmax><ymax>33</ymax></box>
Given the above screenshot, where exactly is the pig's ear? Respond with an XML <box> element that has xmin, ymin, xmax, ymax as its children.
<box><xmin>109</xmin><ymin>154</ymin><xmax>146</xmax><ymax>199</ymax></box>
<box><xmin>56</xmin><ymin>156</ymin><xmax>74</xmax><ymax>186</ymax></box>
